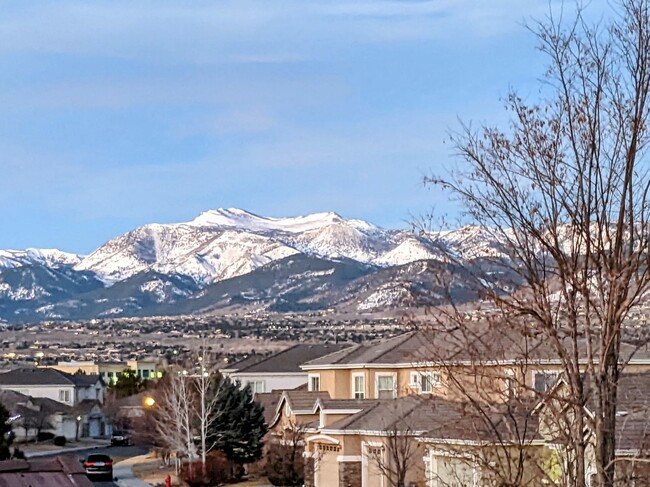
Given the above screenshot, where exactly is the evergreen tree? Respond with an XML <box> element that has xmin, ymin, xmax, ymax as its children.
<box><xmin>108</xmin><ymin>369</ymin><xmax>146</xmax><ymax>399</ymax></box>
<box><xmin>207</xmin><ymin>378</ymin><xmax>267</xmax><ymax>468</ymax></box>
<box><xmin>0</xmin><ymin>402</ymin><xmax>15</xmax><ymax>460</ymax></box>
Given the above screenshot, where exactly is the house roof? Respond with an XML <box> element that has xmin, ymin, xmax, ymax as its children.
<box><xmin>322</xmin><ymin>395</ymin><xmax>541</xmax><ymax>444</ymax></box>
<box><xmin>0</xmin><ymin>456</ymin><xmax>94</xmax><ymax>486</ymax></box>
<box><xmin>32</xmin><ymin>396</ymin><xmax>72</xmax><ymax>415</ymax></box>
<box><xmin>230</xmin><ymin>343</ymin><xmax>351</xmax><ymax>374</ymax></box>
<box><xmin>319</xmin><ymin>398</ymin><xmax>377</xmax><ymax>410</ymax></box>
<box><xmin>302</xmin><ymin>327</ymin><xmax>650</xmax><ymax>369</ymax></box>
<box><xmin>0</xmin><ymin>367</ymin><xmax>102</xmax><ymax>387</ymax></box>
<box><xmin>283</xmin><ymin>390</ymin><xmax>331</xmax><ymax>411</ymax></box>
<box><xmin>0</xmin><ymin>390</ymin><xmax>30</xmax><ymax>415</ymax></box>
<box><xmin>254</xmin><ymin>391</ymin><xmax>283</xmax><ymax>425</ymax></box>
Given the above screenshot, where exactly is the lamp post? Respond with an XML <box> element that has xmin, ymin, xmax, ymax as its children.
<box><xmin>75</xmin><ymin>415</ymin><xmax>82</xmax><ymax>441</ymax></box>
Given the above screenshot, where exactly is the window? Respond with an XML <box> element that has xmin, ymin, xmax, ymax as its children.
<box><xmin>107</xmin><ymin>371</ymin><xmax>114</xmax><ymax>377</ymax></box>
<box><xmin>534</xmin><ymin>371</ymin><xmax>559</xmax><ymax>393</ymax></box>
<box><xmin>409</xmin><ymin>371</ymin><xmax>441</xmax><ymax>393</ymax></box>
<box><xmin>309</xmin><ymin>374</ymin><xmax>320</xmax><ymax>392</ymax></box>
<box><xmin>376</xmin><ymin>373</ymin><xmax>395</xmax><ymax>399</ymax></box>
<box><xmin>142</xmin><ymin>369</ymin><xmax>150</xmax><ymax>378</ymax></box>
<box><xmin>421</xmin><ymin>372</ymin><xmax>441</xmax><ymax>393</ymax></box>
<box><xmin>246</xmin><ymin>380</ymin><xmax>265</xmax><ymax>394</ymax></box>
<box><xmin>504</xmin><ymin>370</ymin><xmax>516</xmax><ymax>398</ymax></box>
<box><xmin>59</xmin><ymin>390</ymin><xmax>70</xmax><ymax>402</ymax></box>
<box><xmin>353</xmin><ymin>373</ymin><xmax>365</xmax><ymax>399</ymax></box>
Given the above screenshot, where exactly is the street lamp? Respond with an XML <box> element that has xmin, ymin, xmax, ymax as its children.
<box><xmin>75</xmin><ymin>415</ymin><xmax>82</xmax><ymax>441</ymax></box>
<box><xmin>144</xmin><ymin>396</ymin><xmax>156</xmax><ymax>408</ymax></box>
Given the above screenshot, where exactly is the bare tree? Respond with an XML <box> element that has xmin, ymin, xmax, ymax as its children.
<box><xmin>367</xmin><ymin>422</ymin><xmax>421</xmax><ymax>487</ymax></box>
<box><xmin>265</xmin><ymin>420</ymin><xmax>309</xmax><ymax>486</ymax></box>
<box><xmin>152</xmin><ymin>368</ymin><xmax>196</xmax><ymax>473</ymax></box>
<box><xmin>20</xmin><ymin>406</ymin><xmax>52</xmax><ymax>440</ymax></box>
<box><xmin>194</xmin><ymin>345</ymin><xmax>224</xmax><ymax>477</ymax></box>
<box><xmin>425</xmin><ymin>1</ymin><xmax>650</xmax><ymax>486</ymax></box>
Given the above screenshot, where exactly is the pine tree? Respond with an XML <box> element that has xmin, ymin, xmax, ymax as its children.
<box><xmin>207</xmin><ymin>378</ymin><xmax>267</xmax><ymax>468</ymax></box>
<box><xmin>0</xmin><ymin>402</ymin><xmax>15</xmax><ymax>460</ymax></box>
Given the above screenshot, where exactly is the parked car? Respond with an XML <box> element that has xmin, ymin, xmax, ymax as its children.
<box><xmin>111</xmin><ymin>429</ymin><xmax>131</xmax><ymax>446</ymax></box>
<box><xmin>83</xmin><ymin>453</ymin><xmax>113</xmax><ymax>480</ymax></box>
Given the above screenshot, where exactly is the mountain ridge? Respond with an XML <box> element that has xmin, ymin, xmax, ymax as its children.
<box><xmin>0</xmin><ymin>208</ymin><xmax>509</xmax><ymax>323</ymax></box>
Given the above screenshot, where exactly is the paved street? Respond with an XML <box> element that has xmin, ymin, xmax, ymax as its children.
<box><xmin>36</xmin><ymin>445</ymin><xmax>149</xmax><ymax>487</ymax></box>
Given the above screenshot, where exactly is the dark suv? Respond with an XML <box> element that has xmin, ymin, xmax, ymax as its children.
<box><xmin>83</xmin><ymin>453</ymin><xmax>113</xmax><ymax>481</ymax></box>
<box><xmin>110</xmin><ymin>429</ymin><xmax>130</xmax><ymax>446</ymax></box>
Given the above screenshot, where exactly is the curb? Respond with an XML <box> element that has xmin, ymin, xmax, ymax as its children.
<box><xmin>24</xmin><ymin>441</ymin><xmax>111</xmax><ymax>458</ymax></box>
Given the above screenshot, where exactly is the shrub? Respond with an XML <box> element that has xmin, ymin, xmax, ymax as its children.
<box><xmin>36</xmin><ymin>432</ymin><xmax>55</xmax><ymax>442</ymax></box>
<box><xmin>53</xmin><ymin>436</ymin><xmax>66</xmax><ymax>447</ymax></box>
<box><xmin>265</xmin><ymin>443</ymin><xmax>304</xmax><ymax>487</ymax></box>
<box><xmin>179</xmin><ymin>452</ymin><xmax>235</xmax><ymax>487</ymax></box>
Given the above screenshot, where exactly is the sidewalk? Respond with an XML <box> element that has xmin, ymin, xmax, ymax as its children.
<box><xmin>114</xmin><ymin>454</ymin><xmax>156</xmax><ymax>487</ymax></box>
<box><xmin>23</xmin><ymin>438</ymin><xmax>111</xmax><ymax>458</ymax></box>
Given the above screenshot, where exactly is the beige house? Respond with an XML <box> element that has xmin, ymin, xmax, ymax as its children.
<box><xmin>300</xmin><ymin>330</ymin><xmax>650</xmax><ymax>403</ymax></box>
<box><xmin>537</xmin><ymin>371</ymin><xmax>650</xmax><ymax>486</ymax></box>
<box><xmin>271</xmin><ymin>328</ymin><xmax>650</xmax><ymax>487</ymax></box>
<box><xmin>47</xmin><ymin>359</ymin><xmax>160</xmax><ymax>384</ymax></box>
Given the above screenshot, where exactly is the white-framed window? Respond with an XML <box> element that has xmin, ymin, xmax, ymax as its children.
<box><xmin>410</xmin><ymin>371</ymin><xmax>441</xmax><ymax>393</ymax></box>
<box><xmin>352</xmin><ymin>373</ymin><xmax>365</xmax><ymax>399</ymax></box>
<box><xmin>309</xmin><ymin>373</ymin><xmax>321</xmax><ymax>392</ymax></box>
<box><xmin>533</xmin><ymin>371</ymin><xmax>559</xmax><ymax>393</ymax></box>
<box><xmin>375</xmin><ymin>373</ymin><xmax>396</xmax><ymax>399</ymax></box>
<box><xmin>245</xmin><ymin>380</ymin><xmax>265</xmax><ymax>394</ymax></box>
<box><xmin>59</xmin><ymin>389</ymin><xmax>70</xmax><ymax>402</ymax></box>
<box><xmin>422</xmin><ymin>372</ymin><xmax>442</xmax><ymax>393</ymax></box>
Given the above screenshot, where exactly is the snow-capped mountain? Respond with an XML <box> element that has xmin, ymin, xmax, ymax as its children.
<box><xmin>0</xmin><ymin>249</ymin><xmax>82</xmax><ymax>270</ymax></box>
<box><xmin>0</xmin><ymin>209</ymin><xmax>514</xmax><ymax>323</ymax></box>
<box><xmin>75</xmin><ymin>208</ymin><xmax>440</xmax><ymax>285</ymax></box>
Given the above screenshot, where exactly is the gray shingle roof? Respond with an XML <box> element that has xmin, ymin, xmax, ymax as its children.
<box><xmin>323</xmin><ymin>395</ymin><xmax>541</xmax><ymax>443</ymax></box>
<box><xmin>231</xmin><ymin>343</ymin><xmax>351</xmax><ymax>373</ymax></box>
<box><xmin>284</xmin><ymin>390</ymin><xmax>331</xmax><ymax>411</ymax></box>
<box><xmin>0</xmin><ymin>367</ymin><xmax>101</xmax><ymax>387</ymax></box>
<box><xmin>302</xmin><ymin>327</ymin><xmax>650</xmax><ymax>368</ymax></box>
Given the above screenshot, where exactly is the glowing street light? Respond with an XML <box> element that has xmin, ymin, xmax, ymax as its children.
<box><xmin>144</xmin><ymin>396</ymin><xmax>156</xmax><ymax>408</ymax></box>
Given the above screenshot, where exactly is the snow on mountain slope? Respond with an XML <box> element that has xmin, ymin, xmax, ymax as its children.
<box><xmin>375</xmin><ymin>235</ymin><xmax>442</xmax><ymax>266</ymax></box>
<box><xmin>0</xmin><ymin>249</ymin><xmax>82</xmax><ymax>270</ymax></box>
<box><xmin>75</xmin><ymin>209</ymin><xmax>513</xmax><ymax>287</ymax></box>
<box><xmin>431</xmin><ymin>226</ymin><xmax>511</xmax><ymax>260</ymax></box>
<box><xmin>75</xmin><ymin>221</ymin><xmax>299</xmax><ymax>284</ymax></box>
<box><xmin>191</xmin><ymin>208</ymin><xmax>376</xmax><ymax>234</ymax></box>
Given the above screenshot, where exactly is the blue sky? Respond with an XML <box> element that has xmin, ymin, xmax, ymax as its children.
<box><xmin>0</xmin><ymin>0</ymin><xmax>608</xmax><ymax>253</ymax></box>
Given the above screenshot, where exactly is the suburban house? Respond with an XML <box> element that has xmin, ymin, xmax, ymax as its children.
<box><xmin>0</xmin><ymin>367</ymin><xmax>105</xmax><ymax>406</ymax></box>
<box><xmin>304</xmin><ymin>394</ymin><xmax>551</xmax><ymax>487</ymax></box>
<box><xmin>537</xmin><ymin>371</ymin><xmax>650</xmax><ymax>486</ymax></box>
<box><xmin>223</xmin><ymin>343</ymin><xmax>349</xmax><ymax>393</ymax></box>
<box><xmin>46</xmin><ymin>358</ymin><xmax>161</xmax><ymax>384</ymax></box>
<box><xmin>300</xmin><ymin>329</ymin><xmax>650</xmax><ymax>402</ymax></box>
<box><xmin>1</xmin><ymin>390</ymin><xmax>109</xmax><ymax>440</ymax></box>
<box><xmin>254</xmin><ymin>328</ymin><xmax>650</xmax><ymax>487</ymax></box>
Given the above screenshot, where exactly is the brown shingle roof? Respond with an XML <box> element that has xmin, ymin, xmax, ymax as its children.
<box><xmin>0</xmin><ymin>456</ymin><xmax>94</xmax><ymax>486</ymax></box>
<box><xmin>231</xmin><ymin>344</ymin><xmax>351</xmax><ymax>374</ymax></box>
<box><xmin>322</xmin><ymin>395</ymin><xmax>541</xmax><ymax>443</ymax></box>
<box><xmin>302</xmin><ymin>327</ymin><xmax>650</xmax><ymax>368</ymax></box>
<box><xmin>255</xmin><ymin>391</ymin><xmax>282</xmax><ymax>426</ymax></box>
<box><xmin>284</xmin><ymin>390</ymin><xmax>331</xmax><ymax>411</ymax></box>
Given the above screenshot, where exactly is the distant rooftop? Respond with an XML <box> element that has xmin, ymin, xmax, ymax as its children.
<box><xmin>0</xmin><ymin>367</ymin><xmax>102</xmax><ymax>387</ymax></box>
